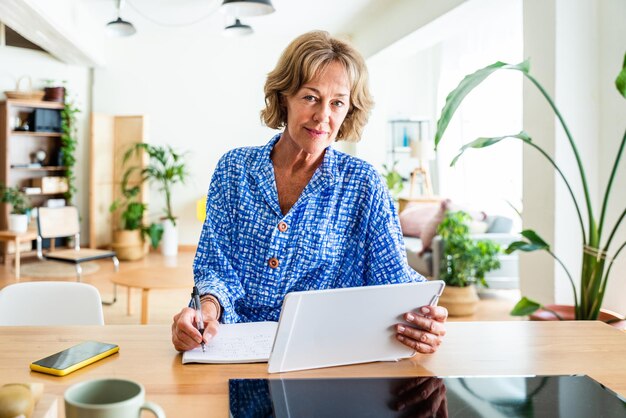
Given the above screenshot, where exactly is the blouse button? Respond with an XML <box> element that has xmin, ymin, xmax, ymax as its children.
<box><xmin>268</xmin><ymin>257</ymin><xmax>279</xmax><ymax>268</ymax></box>
<box><xmin>277</xmin><ymin>221</ymin><xmax>288</xmax><ymax>232</ymax></box>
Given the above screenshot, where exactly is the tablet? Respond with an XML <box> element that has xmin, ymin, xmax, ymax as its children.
<box><xmin>268</xmin><ymin>280</ymin><xmax>445</xmax><ymax>373</ymax></box>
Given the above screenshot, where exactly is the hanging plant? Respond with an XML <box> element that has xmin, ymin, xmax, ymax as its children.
<box><xmin>60</xmin><ymin>90</ymin><xmax>80</xmax><ymax>203</ymax></box>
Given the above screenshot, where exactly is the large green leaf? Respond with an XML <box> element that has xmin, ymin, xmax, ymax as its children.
<box><xmin>506</xmin><ymin>241</ymin><xmax>542</xmax><ymax>253</ymax></box>
<box><xmin>510</xmin><ymin>297</ymin><xmax>542</xmax><ymax>316</ymax></box>
<box><xmin>144</xmin><ymin>223</ymin><xmax>164</xmax><ymax>249</ymax></box>
<box><xmin>435</xmin><ymin>60</ymin><xmax>530</xmax><ymax>147</ymax></box>
<box><xmin>616</xmin><ymin>52</ymin><xmax>626</xmax><ymax>99</ymax></box>
<box><xmin>450</xmin><ymin>131</ymin><xmax>531</xmax><ymax>166</ymax></box>
<box><xmin>521</xmin><ymin>229</ymin><xmax>549</xmax><ymax>246</ymax></box>
<box><xmin>505</xmin><ymin>229</ymin><xmax>550</xmax><ymax>254</ymax></box>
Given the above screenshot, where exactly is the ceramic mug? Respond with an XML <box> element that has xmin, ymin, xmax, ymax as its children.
<box><xmin>64</xmin><ymin>378</ymin><xmax>165</xmax><ymax>418</ymax></box>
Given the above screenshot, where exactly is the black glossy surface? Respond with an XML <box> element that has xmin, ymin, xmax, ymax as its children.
<box><xmin>229</xmin><ymin>375</ymin><xmax>626</xmax><ymax>418</ymax></box>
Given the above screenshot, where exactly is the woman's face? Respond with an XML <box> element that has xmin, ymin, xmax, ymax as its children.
<box><xmin>282</xmin><ymin>61</ymin><xmax>351</xmax><ymax>157</ymax></box>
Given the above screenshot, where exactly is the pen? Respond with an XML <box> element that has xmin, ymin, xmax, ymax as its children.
<box><xmin>191</xmin><ymin>286</ymin><xmax>205</xmax><ymax>352</ymax></box>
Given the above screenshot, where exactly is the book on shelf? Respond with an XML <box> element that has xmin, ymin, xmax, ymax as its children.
<box><xmin>46</xmin><ymin>199</ymin><xmax>66</xmax><ymax>208</ymax></box>
<box><xmin>22</xmin><ymin>187</ymin><xmax>42</xmax><ymax>195</ymax></box>
<box><xmin>11</xmin><ymin>163</ymin><xmax>42</xmax><ymax>169</ymax></box>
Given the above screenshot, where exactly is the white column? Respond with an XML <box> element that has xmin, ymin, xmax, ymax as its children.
<box><xmin>521</xmin><ymin>0</ymin><xmax>558</xmax><ymax>303</ymax></box>
<box><xmin>522</xmin><ymin>0</ymin><xmax>626</xmax><ymax>313</ymax></box>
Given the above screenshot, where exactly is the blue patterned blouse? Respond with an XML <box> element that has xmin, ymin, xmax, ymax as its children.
<box><xmin>193</xmin><ymin>134</ymin><xmax>425</xmax><ymax>323</ymax></box>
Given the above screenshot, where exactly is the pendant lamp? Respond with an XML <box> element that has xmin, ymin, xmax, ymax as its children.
<box><xmin>106</xmin><ymin>0</ymin><xmax>136</xmax><ymax>37</ymax></box>
<box><xmin>221</xmin><ymin>0</ymin><xmax>275</xmax><ymax>17</ymax></box>
<box><xmin>223</xmin><ymin>19</ymin><xmax>254</xmax><ymax>37</ymax></box>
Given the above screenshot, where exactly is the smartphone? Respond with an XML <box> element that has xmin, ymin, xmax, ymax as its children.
<box><xmin>30</xmin><ymin>341</ymin><xmax>119</xmax><ymax>376</ymax></box>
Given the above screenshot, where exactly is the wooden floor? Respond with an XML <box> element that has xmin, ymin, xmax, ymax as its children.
<box><xmin>0</xmin><ymin>250</ymin><xmax>522</xmax><ymax>324</ymax></box>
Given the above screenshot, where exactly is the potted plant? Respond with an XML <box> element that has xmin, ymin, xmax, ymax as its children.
<box><xmin>434</xmin><ymin>54</ymin><xmax>626</xmax><ymax>325</ymax></box>
<box><xmin>0</xmin><ymin>184</ymin><xmax>31</xmax><ymax>233</ymax></box>
<box><xmin>436</xmin><ymin>210</ymin><xmax>501</xmax><ymax>316</ymax></box>
<box><xmin>60</xmin><ymin>90</ymin><xmax>79</xmax><ymax>204</ymax></box>
<box><xmin>122</xmin><ymin>143</ymin><xmax>189</xmax><ymax>256</ymax></box>
<box><xmin>381</xmin><ymin>161</ymin><xmax>405</xmax><ymax>200</ymax></box>
<box><xmin>109</xmin><ymin>177</ymin><xmax>164</xmax><ymax>260</ymax></box>
<box><xmin>42</xmin><ymin>79</ymin><xmax>65</xmax><ymax>103</ymax></box>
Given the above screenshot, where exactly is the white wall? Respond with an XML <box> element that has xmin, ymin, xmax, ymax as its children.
<box><xmin>0</xmin><ymin>45</ymin><xmax>92</xmax><ymax>241</ymax></box>
<box><xmin>93</xmin><ymin>29</ymin><xmax>288</xmax><ymax>245</ymax></box>
<box><xmin>364</xmin><ymin>0</ymin><xmax>523</xmax><ymax>220</ymax></box>
<box><xmin>364</xmin><ymin>47</ymin><xmax>440</xmax><ymax>178</ymax></box>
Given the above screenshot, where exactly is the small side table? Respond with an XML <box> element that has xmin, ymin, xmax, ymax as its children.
<box><xmin>0</xmin><ymin>230</ymin><xmax>38</xmax><ymax>280</ymax></box>
<box><xmin>109</xmin><ymin>267</ymin><xmax>193</xmax><ymax>324</ymax></box>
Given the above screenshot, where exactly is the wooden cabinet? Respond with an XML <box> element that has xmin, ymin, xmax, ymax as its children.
<box><xmin>0</xmin><ymin>99</ymin><xmax>68</xmax><ymax>230</ymax></box>
<box><xmin>89</xmin><ymin>113</ymin><xmax>148</xmax><ymax>248</ymax></box>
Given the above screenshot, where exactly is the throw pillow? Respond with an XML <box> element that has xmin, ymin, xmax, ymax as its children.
<box><xmin>399</xmin><ymin>199</ymin><xmax>449</xmax><ymax>252</ymax></box>
<box><xmin>468</xmin><ymin>220</ymin><xmax>489</xmax><ymax>234</ymax></box>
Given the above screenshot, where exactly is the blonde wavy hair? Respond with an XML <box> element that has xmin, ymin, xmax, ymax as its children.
<box><xmin>260</xmin><ymin>30</ymin><xmax>374</xmax><ymax>142</ymax></box>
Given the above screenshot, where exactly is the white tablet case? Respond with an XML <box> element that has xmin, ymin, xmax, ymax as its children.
<box><xmin>267</xmin><ymin>280</ymin><xmax>445</xmax><ymax>373</ymax></box>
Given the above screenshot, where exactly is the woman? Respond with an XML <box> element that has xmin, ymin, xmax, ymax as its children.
<box><xmin>172</xmin><ymin>30</ymin><xmax>447</xmax><ymax>354</ymax></box>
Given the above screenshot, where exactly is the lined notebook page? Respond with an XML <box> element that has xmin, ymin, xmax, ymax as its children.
<box><xmin>182</xmin><ymin>321</ymin><xmax>278</xmax><ymax>364</ymax></box>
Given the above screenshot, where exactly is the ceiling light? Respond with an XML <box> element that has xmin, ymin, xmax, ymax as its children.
<box><xmin>221</xmin><ymin>0</ymin><xmax>275</xmax><ymax>17</ymax></box>
<box><xmin>106</xmin><ymin>0</ymin><xmax>136</xmax><ymax>37</ymax></box>
<box><xmin>106</xmin><ymin>17</ymin><xmax>137</xmax><ymax>37</ymax></box>
<box><xmin>223</xmin><ymin>19</ymin><xmax>253</xmax><ymax>37</ymax></box>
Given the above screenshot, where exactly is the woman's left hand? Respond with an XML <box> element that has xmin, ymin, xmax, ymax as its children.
<box><xmin>396</xmin><ymin>306</ymin><xmax>448</xmax><ymax>354</ymax></box>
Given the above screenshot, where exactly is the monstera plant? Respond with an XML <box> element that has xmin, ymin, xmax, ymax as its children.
<box><xmin>434</xmin><ymin>53</ymin><xmax>626</xmax><ymax>321</ymax></box>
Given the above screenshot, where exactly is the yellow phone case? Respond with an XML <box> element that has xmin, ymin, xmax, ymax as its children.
<box><xmin>30</xmin><ymin>343</ymin><xmax>119</xmax><ymax>376</ymax></box>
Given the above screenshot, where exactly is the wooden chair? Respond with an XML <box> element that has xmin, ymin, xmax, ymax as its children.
<box><xmin>0</xmin><ymin>281</ymin><xmax>104</xmax><ymax>325</ymax></box>
<box><xmin>36</xmin><ymin>206</ymin><xmax>119</xmax><ymax>304</ymax></box>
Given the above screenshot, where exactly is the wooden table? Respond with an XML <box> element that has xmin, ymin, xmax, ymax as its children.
<box><xmin>0</xmin><ymin>321</ymin><xmax>624</xmax><ymax>417</ymax></box>
<box><xmin>397</xmin><ymin>196</ymin><xmax>443</xmax><ymax>213</ymax></box>
<box><xmin>109</xmin><ymin>267</ymin><xmax>193</xmax><ymax>324</ymax></box>
<box><xmin>0</xmin><ymin>229</ymin><xmax>38</xmax><ymax>280</ymax></box>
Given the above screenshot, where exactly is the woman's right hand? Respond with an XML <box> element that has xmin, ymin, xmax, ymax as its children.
<box><xmin>171</xmin><ymin>305</ymin><xmax>220</xmax><ymax>352</ymax></box>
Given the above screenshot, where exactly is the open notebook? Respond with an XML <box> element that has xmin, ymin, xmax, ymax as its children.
<box><xmin>182</xmin><ymin>281</ymin><xmax>445</xmax><ymax>372</ymax></box>
<box><xmin>182</xmin><ymin>321</ymin><xmax>278</xmax><ymax>364</ymax></box>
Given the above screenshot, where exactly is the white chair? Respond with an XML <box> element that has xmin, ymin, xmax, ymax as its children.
<box><xmin>0</xmin><ymin>282</ymin><xmax>105</xmax><ymax>325</ymax></box>
<box><xmin>37</xmin><ymin>206</ymin><xmax>119</xmax><ymax>304</ymax></box>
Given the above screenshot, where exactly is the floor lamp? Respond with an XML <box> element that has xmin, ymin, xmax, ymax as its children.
<box><xmin>409</xmin><ymin>138</ymin><xmax>434</xmax><ymax>197</ymax></box>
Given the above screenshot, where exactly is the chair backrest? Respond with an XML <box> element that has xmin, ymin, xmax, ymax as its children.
<box><xmin>0</xmin><ymin>282</ymin><xmax>104</xmax><ymax>325</ymax></box>
<box><xmin>37</xmin><ymin>206</ymin><xmax>80</xmax><ymax>239</ymax></box>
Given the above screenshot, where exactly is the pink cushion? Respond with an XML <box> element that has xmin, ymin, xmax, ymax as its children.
<box><xmin>399</xmin><ymin>200</ymin><xmax>449</xmax><ymax>252</ymax></box>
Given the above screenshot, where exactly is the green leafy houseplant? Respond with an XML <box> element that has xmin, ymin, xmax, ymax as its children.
<box><xmin>122</xmin><ymin>143</ymin><xmax>189</xmax><ymax>225</ymax></box>
<box><xmin>434</xmin><ymin>53</ymin><xmax>626</xmax><ymax>320</ymax></box>
<box><xmin>0</xmin><ymin>184</ymin><xmax>31</xmax><ymax>214</ymax></box>
<box><xmin>381</xmin><ymin>161</ymin><xmax>405</xmax><ymax>200</ymax></box>
<box><xmin>110</xmin><ymin>164</ymin><xmax>163</xmax><ymax>250</ymax></box>
<box><xmin>60</xmin><ymin>90</ymin><xmax>79</xmax><ymax>203</ymax></box>
<box><xmin>438</xmin><ymin>211</ymin><xmax>501</xmax><ymax>288</ymax></box>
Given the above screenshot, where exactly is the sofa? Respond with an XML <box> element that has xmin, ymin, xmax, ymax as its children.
<box><xmin>400</xmin><ymin>200</ymin><xmax>520</xmax><ymax>289</ymax></box>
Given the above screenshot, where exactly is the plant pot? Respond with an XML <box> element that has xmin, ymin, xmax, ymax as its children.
<box><xmin>438</xmin><ymin>285</ymin><xmax>479</xmax><ymax>317</ymax></box>
<box><xmin>529</xmin><ymin>304</ymin><xmax>626</xmax><ymax>330</ymax></box>
<box><xmin>43</xmin><ymin>86</ymin><xmax>65</xmax><ymax>102</ymax></box>
<box><xmin>161</xmin><ymin>219</ymin><xmax>178</xmax><ymax>257</ymax></box>
<box><xmin>111</xmin><ymin>230</ymin><xmax>146</xmax><ymax>261</ymax></box>
<box><xmin>8</xmin><ymin>214</ymin><xmax>28</xmax><ymax>233</ymax></box>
